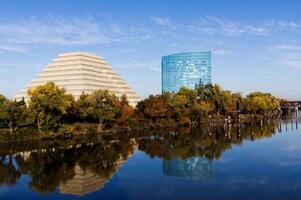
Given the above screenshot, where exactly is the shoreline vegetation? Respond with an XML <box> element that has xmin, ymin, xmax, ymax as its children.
<box><xmin>0</xmin><ymin>81</ymin><xmax>286</xmax><ymax>141</ymax></box>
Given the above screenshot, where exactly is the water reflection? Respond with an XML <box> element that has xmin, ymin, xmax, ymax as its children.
<box><xmin>0</xmin><ymin>138</ymin><xmax>136</xmax><ymax>195</ymax></box>
<box><xmin>163</xmin><ymin>156</ymin><xmax>213</xmax><ymax>180</ymax></box>
<box><xmin>137</xmin><ymin>121</ymin><xmax>281</xmax><ymax>160</ymax></box>
<box><xmin>137</xmin><ymin>119</ymin><xmax>297</xmax><ymax>180</ymax></box>
<box><xmin>59</xmin><ymin>160</ymin><xmax>127</xmax><ymax>196</ymax></box>
<box><xmin>0</xmin><ymin>118</ymin><xmax>299</xmax><ymax>199</ymax></box>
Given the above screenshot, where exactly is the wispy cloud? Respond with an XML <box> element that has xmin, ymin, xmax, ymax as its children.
<box><xmin>0</xmin><ymin>63</ymin><xmax>37</xmax><ymax>67</ymax></box>
<box><xmin>264</xmin><ymin>19</ymin><xmax>300</xmax><ymax>30</ymax></box>
<box><xmin>149</xmin><ymin>66</ymin><xmax>161</xmax><ymax>72</ymax></box>
<box><xmin>0</xmin><ymin>44</ymin><xmax>28</xmax><ymax>53</ymax></box>
<box><xmin>114</xmin><ymin>60</ymin><xmax>160</xmax><ymax>72</ymax></box>
<box><xmin>282</xmin><ymin>59</ymin><xmax>301</xmax><ymax>70</ymax></box>
<box><xmin>273</xmin><ymin>44</ymin><xmax>301</xmax><ymax>51</ymax></box>
<box><xmin>199</xmin><ymin>15</ymin><xmax>268</xmax><ymax>36</ymax></box>
<box><xmin>0</xmin><ymin>15</ymin><xmax>119</xmax><ymax>46</ymax></box>
<box><xmin>257</xmin><ymin>70</ymin><xmax>273</xmax><ymax>75</ymax></box>
<box><xmin>185</xmin><ymin>15</ymin><xmax>301</xmax><ymax>37</ymax></box>
<box><xmin>214</xmin><ymin>49</ymin><xmax>232</xmax><ymax>56</ymax></box>
<box><xmin>150</xmin><ymin>16</ymin><xmax>172</xmax><ymax>26</ymax></box>
<box><xmin>0</xmin><ymin>15</ymin><xmax>162</xmax><ymax>54</ymax></box>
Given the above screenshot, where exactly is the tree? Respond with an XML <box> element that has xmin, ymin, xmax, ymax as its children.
<box><xmin>0</xmin><ymin>95</ymin><xmax>7</xmax><ymax>127</ymax></box>
<box><xmin>197</xmin><ymin>84</ymin><xmax>241</xmax><ymax>115</ymax></box>
<box><xmin>243</xmin><ymin>92</ymin><xmax>280</xmax><ymax>115</ymax></box>
<box><xmin>138</xmin><ymin>94</ymin><xmax>170</xmax><ymax>123</ymax></box>
<box><xmin>169</xmin><ymin>92</ymin><xmax>189</xmax><ymax>120</ymax></box>
<box><xmin>0</xmin><ymin>98</ymin><xmax>27</xmax><ymax>134</ymax></box>
<box><xmin>198</xmin><ymin>101</ymin><xmax>215</xmax><ymax>118</ymax></box>
<box><xmin>116</xmin><ymin>94</ymin><xmax>134</xmax><ymax>126</ymax></box>
<box><xmin>88</xmin><ymin>90</ymin><xmax>119</xmax><ymax>133</ymax></box>
<box><xmin>75</xmin><ymin>92</ymin><xmax>92</xmax><ymax>121</ymax></box>
<box><xmin>28</xmin><ymin>82</ymin><xmax>75</xmax><ymax>132</ymax></box>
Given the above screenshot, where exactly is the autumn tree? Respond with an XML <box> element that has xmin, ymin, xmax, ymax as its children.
<box><xmin>243</xmin><ymin>92</ymin><xmax>280</xmax><ymax>115</ymax></box>
<box><xmin>137</xmin><ymin>94</ymin><xmax>170</xmax><ymax>123</ymax></box>
<box><xmin>115</xmin><ymin>94</ymin><xmax>134</xmax><ymax>126</ymax></box>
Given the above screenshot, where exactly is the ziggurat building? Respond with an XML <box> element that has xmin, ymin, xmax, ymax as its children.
<box><xmin>16</xmin><ymin>52</ymin><xmax>140</xmax><ymax>106</ymax></box>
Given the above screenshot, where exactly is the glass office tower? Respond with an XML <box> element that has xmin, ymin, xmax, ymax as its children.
<box><xmin>161</xmin><ymin>51</ymin><xmax>211</xmax><ymax>93</ymax></box>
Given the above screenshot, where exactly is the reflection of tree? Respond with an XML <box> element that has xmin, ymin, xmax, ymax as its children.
<box><xmin>0</xmin><ymin>154</ymin><xmax>21</xmax><ymax>185</ymax></box>
<box><xmin>16</xmin><ymin>149</ymin><xmax>76</xmax><ymax>193</ymax></box>
<box><xmin>0</xmin><ymin>138</ymin><xmax>136</xmax><ymax>194</ymax></box>
<box><xmin>77</xmin><ymin>139</ymin><xmax>136</xmax><ymax>178</ymax></box>
<box><xmin>138</xmin><ymin>122</ymin><xmax>279</xmax><ymax>161</ymax></box>
<box><xmin>137</xmin><ymin>122</ymin><xmax>279</xmax><ymax>180</ymax></box>
<box><xmin>0</xmin><ymin>121</ymin><xmax>281</xmax><ymax>194</ymax></box>
<box><xmin>58</xmin><ymin>138</ymin><xmax>136</xmax><ymax>196</ymax></box>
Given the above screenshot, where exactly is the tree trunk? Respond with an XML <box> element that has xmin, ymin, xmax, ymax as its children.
<box><xmin>98</xmin><ymin>118</ymin><xmax>103</xmax><ymax>133</ymax></box>
<box><xmin>5</xmin><ymin>120</ymin><xmax>14</xmax><ymax>135</ymax></box>
<box><xmin>37</xmin><ymin>117</ymin><xmax>42</xmax><ymax>133</ymax></box>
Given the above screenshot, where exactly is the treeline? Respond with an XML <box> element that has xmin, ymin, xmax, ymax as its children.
<box><xmin>0</xmin><ymin>82</ymin><xmax>281</xmax><ymax>135</ymax></box>
<box><xmin>135</xmin><ymin>84</ymin><xmax>281</xmax><ymax>126</ymax></box>
<box><xmin>0</xmin><ymin>82</ymin><xmax>133</xmax><ymax>134</ymax></box>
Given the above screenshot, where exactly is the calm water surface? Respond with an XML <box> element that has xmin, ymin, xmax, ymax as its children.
<box><xmin>0</xmin><ymin>119</ymin><xmax>301</xmax><ymax>200</ymax></box>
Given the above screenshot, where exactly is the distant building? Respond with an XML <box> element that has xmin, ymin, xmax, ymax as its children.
<box><xmin>161</xmin><ymin>52</ymin><xmax>212</xmax><ymax>93</ymax></box>
<box><xmin>163</xmin><ymin>156</ymin><xmax>213</xmax><ymax>180</ymax></box>
<box><xmin>15</xmin><ymin>52</ymin><xmax>140</xmax><ymax>106</ymax></box>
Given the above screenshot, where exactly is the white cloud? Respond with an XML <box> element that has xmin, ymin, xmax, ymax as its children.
<box><xmin>185</xmin><ymin>15</ymin><xmax>301</xmax><ymax>38</ymax></box>
<box><xmin>0</xmin><ymin>45</ymin><xmax>28</xmax><ymax>53</ymax></box>
<box><xmin>149</xmin><ymin>66</ymin><xmax>161</xmax><ymax>72</ymax></box>
<box><xmin>114</xmin><ymin>60</ymin><xmax>160</xmax><ymax>70</ymax></box>
<box><xmin>0</xmin><ymin>63</ymin><xmax>37</xmax><ymax>67</ymax></box>
<box><xmin>150</xmin><ymin>16</ymin><xmax>171</xmax><ymax>26</ymax></box>
<box><xmin>0</xmin><ymin>16</ymin><xmax>118</xmax><ymax>46</ymax></box>
<box><xmin>283</xmin><ymin>59</ymin><xmax>301</xmax><ymax>70</ymax></box>
<box><xmin>265</xmin><ymin>19</ymin><xmax>300</xmax><ymax>30</ymax></box>
<box><xmin>274</xmin><ymin>44</ymin><xmax>301</xmax><ymax>51</ymax></box>
<box><xmin>0</xmin><ymin>15</ymin><xmax>162</xmax><ymax>54</ymax></box>
<box><xmin>257</xmin><ymin>70</ymin><xmax>273</xmax><ymax>75</ymax></box>
<box><xmin>202</xmin><ymin>15</ymin><xmax>268</xmax><ymax>36</ymax></box>
<box><xmin>214</xmin><ymin>49</ymin><xmax>232</xmax><ymax>56</ymax></box>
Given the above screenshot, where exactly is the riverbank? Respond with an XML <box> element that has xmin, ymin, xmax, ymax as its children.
<box><xmin>0</xmin><ymin>114</ymin><xmax>282</xmax><ymax>143</ymax></box>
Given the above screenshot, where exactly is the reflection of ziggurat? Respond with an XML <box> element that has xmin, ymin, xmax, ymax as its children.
<box><xmin>59</xmin><ymin>154</ymin><xmax>133</xmax><ymax>196</ymax></box>
<box><xmin>163</xmin><ymin>156</ymin><xmax>213</xmax><ymax>180</ymax></box>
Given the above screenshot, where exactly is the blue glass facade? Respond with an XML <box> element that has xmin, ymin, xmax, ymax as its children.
<box><xmin>161</xmin><ymin>52</ymin><xmax>211</xmax><ymax>93</ymax></box>
<box><xmin>163</xmin><ymin>156</ymin><xmax>213</xmax><ymax>180</ymax></box>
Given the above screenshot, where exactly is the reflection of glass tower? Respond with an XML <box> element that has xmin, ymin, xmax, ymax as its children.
<box><xmin>163</xmin><ymin>156</ymin><xmax>213</xmax><ymax>180</ymax></box>
<box><xmin>162</xmin><ymin>52</ymin><xmax>212</xmax><ymax>93</ymax></box>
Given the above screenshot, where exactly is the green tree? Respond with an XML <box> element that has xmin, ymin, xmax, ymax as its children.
<box><xmin>28</xmin><ymin>82</ymin><xmax>75</xmax><ymax>132</ymax></box>
<box><xmin>0</xmin><ymin>98</ymin><xmax>27</xmax><ymax>134</ymax></box>
<box><xmin>88</xmin><ymin>90</ymin><xmax>119</xmax><ymax>133</ymax></box>
<box><xmin>75</xmin><ymin>92</ymin><xmax>92</xmax><ymax>121</ymax></box>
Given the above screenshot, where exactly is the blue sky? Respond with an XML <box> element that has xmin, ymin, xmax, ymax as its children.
<box><xmin>0</xmin><ymin>0</ymin><xmax>301</xmax><ymax>99</ymax></box>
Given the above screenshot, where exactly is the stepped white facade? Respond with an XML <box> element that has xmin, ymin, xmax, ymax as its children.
<box><xmin>15</xmin><ymin>52</ymin><xmax>140</xmax><ymax>106</ymax></box>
